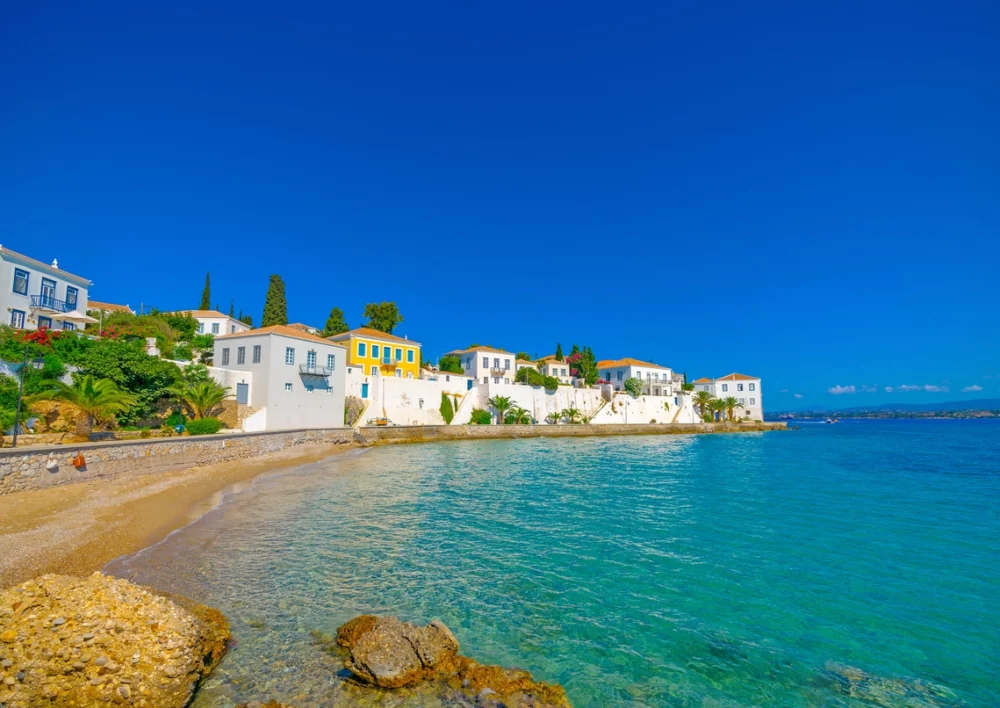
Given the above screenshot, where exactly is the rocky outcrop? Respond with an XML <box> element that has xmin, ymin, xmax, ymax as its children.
<box><xmin>0</xmin><ymin>573</ymin><xmax>230</xmax><ymax>707</ymax></box>
<box><xmin>337</xmin><ymin>615</ymin><xmax>571</xmax><ymax>707</ymax></box>
<box><xmin>823</xmin><ymin>662</ymin><xmax>960</xmax><ymax>707</ymax></box>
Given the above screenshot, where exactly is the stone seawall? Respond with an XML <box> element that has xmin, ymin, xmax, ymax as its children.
<box><xmin>0</xmin><ymin>422</ymin><xmax>786</xmax><ymax>496</ymax></box>
<box><xmin>0</xmin><ymin>429</ymin><xmax>358</xmax><ymax>496</ymax></box>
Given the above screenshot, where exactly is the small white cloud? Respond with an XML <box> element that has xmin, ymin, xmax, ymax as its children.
<box><xmin>924</xmin><ymin>385</ymin><xmax>949</xmax><ymax>393</ymax></box>
<box><xmin>780</xmin><ymin>389</ymin><xmax>789</xmax><ymax>393</ymax></box>
<box><xmin>963</xmin><ymin>384</ymin><xmax>983</xmax><ymax>392</ymax></box>
<box><xmin>899</xmin><ymin>385</ymin><xmax>922</xmax><ymax>392</ymax></box>
<box><xmin>828</xmin><ymin>385</ymin><xmax>856</xmax><ymax>395</ymax></box>
<box><xmin>794</xmin><ymin>393</ymin><xmax>804</xmax><ymax>399</ymax></box>
<box><xmin>861</xmin><ymin>385</ymin><xmax>877</xmax><ymax>393</ymax></box>
<box><xmin>884</xmin><ymin>386</ymin><xmax>893</xmax><ymax>393</ymax></box>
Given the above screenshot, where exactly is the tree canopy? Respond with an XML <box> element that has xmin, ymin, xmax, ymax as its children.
<box><xmin>438</xmin><ymin>355</ymin><xmax>464</xmax><ymax>374</ymax></box>
<box><xmin>200</xmin><ymin>272</ymin><xmax>211</xmax><ymax>310</ymax></box>
<box><xmin>362</xmin><ymin>302</ymin><xmax>403</xmax><ymax>334</ymax></box>
<box><xmin>261</xmin><ymin>275</ymin><xmax>288</xmax><ymax>327</ymax></box>
<box><xmin>554</xmin><ymin>343</ymin><xmax>563</xmax><ymax>361</ymax></box>
<box><xmin>322</xmin><ymin>307</ymin><xmax>349</xmax><ymax>337</ymax></box>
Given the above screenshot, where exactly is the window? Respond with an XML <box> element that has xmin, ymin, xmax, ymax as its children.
<box><xmin>221</xmin><ymin>348</ymin><xmax>231</xmax><ymax>365</ymax></box>
<box><xmin>252</xmin><ymin>345</ymin><xmax>261</xmax><ymax>363</ymax></box>
<box><xmin>617</xmin><ymin>371</ymin><xmax>623</xmax><ymax>381</ymax></box>
<box><xmin>739</xmin><ymin>398</ymin><xmax>745</xmax><ymax>405</ymax></box>
<box><xmin>40</xmin><ymin>278</ymin><xmax>56</xmax><ymax>306</ymax></box>
<box><xmin>750</xmin><ymin>398</ymin><xmax>756</xmax><ymax>405</ymax></box>
<box><xmin>38</xmin><ymin>316</ymin><xmax>52</xmax><ymax>329</ymax></box>
<box><xmin>464</xmin><ymin>357</ymin><xmax>471</xmax><ymax>368</ymax></box>
<box><xmin>493</xmin><ymin>377</ymin><xmax>500</xmax><ymax>384</ymax></box>
<box><xmin>198</xmin><ymin>322</ymin><xmax>205</xmax><ymax>334</ymax></box>
<box><xmin>372</xmin><ymin>344</ymin><xmax>380</xmax><ymax>359</ymax></box>
<box><xmin>504</xmin><ymin>377</ymin><xmax>510</xmax><ymax>384</ymax></box>
<box><xmin>306</xmin><ymin>384</ymin><xmax>314</xmax><ymax>393</ymax></box>
<box><xmin>482</xmin><ymin>356</ymin><xmax>489</xmax><ymax>368</ymax></box>
<box><xmin>211</xmin><ymin>323</ymin><xmax>220</xmax><ymax>334</ymax></box>
<box><xmin>493</xmin><ymin>358</ymin><xmax>499</xmax><ymax>368</ymax></box>
<box><xmin>371</xmin><ymin>366</ymin><xmax>378</xmax><ymax>375</ymax></box>
<box><xmin>65</xmin><ymin>287</ymin><xmax>78</xmax><ymax>308</ymax></box>
<box><xmin>285</xmin><ymin>347</ymin><xmax>295</xmax><ymax>365</ymax></box>
<box><xmin>358</xmin><ymin>342</ymin><xmax>367</xmax><ymax>357</ymax></box>
<box><xmin>395</xmin><ymin>368</ymin><xmax>402</xmax><ymax>377</ymax></box>
<box><xmin>327</xmin><ymin>354</ymin><xmax>335</xmax><ymax>369</ymax></box>
<box><xmin>62</xmin><ymin>322</ymin><xmax>75</xmax><ymax>331</ymax></box>
<box><xmin>722</xmin><ymin>383</ymin><xmax>729</xmax><ymax>392</ymax></box>
<box><xmin>284</xmin><ymin>383</ymin><xmax>293</xmax><ymax>392</ymax></box>
<box><xmin>307</xmin><ymin>350</ymin><xmax>317</xmax><ymax>368</ymax></box>
<box><xmin>749</xmin><ymin>383</ymin><xmax>756</xmax><ymax>391</ymax></box>
<box><xmin>483</xmin><ymin>376</ymin><xmax>488</xmax><ymax>384</ymax></box>
<box><xmin>231</xmin><ymin>325</ymin><xmax>236</xmax><ymax>334</ymax></box>
<box><xmin>237</xmin><ymin>347</ymin><xmax>245</xmax><ymax>364</ymax></box>
<box><xmin>326</xmin><ymin>387</ymin><xmax>333</xmax><ymax>394</ymax></box>
<box><xmin>738</xmin><ymin>383</ymin><xmax>744</xmax><ymax>392</ymax></box>
<box><xmin>12</xmin><ymin>269</ymin><xmax>28</xmax><ymax>295</ymax></box>
<box><xmin>504</xmin><ymin>358</ymin><xmax>510</xmax><ymax>370</ymax></box>
<box><xmin>10</xmin><ymin>310</ymin><xmax>25</xmax><ymax>328</ymax></box>
<box><xmin>407</xmin><ymin>350</ymin><xmax>414</xmax><ymax>363</ymax></box>
<box><xmin>395</xmin><ymin>348</ymin><xmax>402</xmax><ymax>360</ymax></box>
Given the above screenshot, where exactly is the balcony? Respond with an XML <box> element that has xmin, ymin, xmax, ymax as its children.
<box><xmin>299</xmin><ymin>363</ymin><xmax>333</xmax><ymax>377</ymax></box>
<box><xmin>379</xmin><ymin>358</ymin><xmax>400</xmax><ymax>371</ymax></box>
<box><xmin>490</xmin><ymin>367</ymin><xmax>511</xmax><ymax>377</ymax></box>
<box><xmin>30</xmin><ymin>295</ymin><xmax>75</xmax><ymax>313</ymax></box>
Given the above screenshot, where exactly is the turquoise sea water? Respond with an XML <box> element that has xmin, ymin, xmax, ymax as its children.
<box><xmin>109</xmin><ymin>421</ymin><xmax>1000</xmax><ymax>707</ymax></box>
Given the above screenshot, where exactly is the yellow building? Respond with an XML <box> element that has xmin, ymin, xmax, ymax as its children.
<box><xmin>327</xmin><ymin>327</ymin><xmax>422</xmax><ymax>378</ymax></box>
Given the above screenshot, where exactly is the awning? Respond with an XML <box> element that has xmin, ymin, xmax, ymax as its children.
<box><xmin>60</xmin><ymin>310</ymin><xmax>99</xmax><ymax>324</ymax></box>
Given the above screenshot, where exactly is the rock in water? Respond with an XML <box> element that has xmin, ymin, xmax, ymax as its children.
<box><xmin>337</xmin><ymin>615</ymin><xmax>571</xmax><ymax>707</ymax></box>
<box><xmin>0</xmin><ymin>573</ymin><xmax>230</xmax><ymax>707</ymax></box>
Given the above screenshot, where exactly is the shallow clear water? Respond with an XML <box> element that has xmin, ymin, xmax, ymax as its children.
<box><xmin>109</xmin><ymin>421</ymin><xmax>1000</xmax><ymax>707</ymax></box>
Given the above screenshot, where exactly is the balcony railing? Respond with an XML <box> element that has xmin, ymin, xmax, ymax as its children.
<box><xmin>490</xmin><ymin>367</ymin><xmax>511</xmax><ymax>377</ymax></box>
<box><xmin>30</xmin><ymin>295</ymin><xmax>75</xmax><ymax>312</ymax></box>
<box><xmin>299</xmin><ymin>363</ymin><xmax>333</xmax><ymax>377</ymax></box>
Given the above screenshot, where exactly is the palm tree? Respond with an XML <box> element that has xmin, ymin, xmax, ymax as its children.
<box><xmin>547</xmin><ymin>410</ymin><xmax>562</xmax><ymax>424</ymax></box>
<box><xmin>722</xmin><ymin>396</ymin><xmax>744</xmax><ymax>421</ymax></box>
<box><xmin>30</xmin><ymin>375</ymin><xmax>136</xmax><ymax>436</ymax></box>
<box><xmin>487</xmin><ymin>395</ymin><xmax>514</xmax><ymax>425</ymax></box>
<box><xmin>561</xmin><ymin>407</ymin><xmax>582</xmax><ymax>424</ymax></box>
<box><xmin>508</xmin><ymin>406</ymin><xmax>531</xmax><ymax>424</ymax></box>
<box><xmin>170</xmin><ymin>380</ymin><xmax>230</xmax><ymax>419</ymax></box>
<box><xmin>693</xmin><ymin>390</ymin><xmax>715</xmax><ymax>419</ymax></box>
<box><xmin>709</xmin><ymin>398</ymin><xmax>727</xmax><ymax>422</ymax></box>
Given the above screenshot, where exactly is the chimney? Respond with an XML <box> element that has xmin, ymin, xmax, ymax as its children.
<box><xmin>51</xmin><ymin>258</ymin><xmax>59</xmax><ymax>269</ymax></box>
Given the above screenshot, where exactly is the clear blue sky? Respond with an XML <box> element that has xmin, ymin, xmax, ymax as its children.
<box><xmin>2</xmin><ymin>1</ymin><xmax>998</xmax><ymax>410</ymax></box>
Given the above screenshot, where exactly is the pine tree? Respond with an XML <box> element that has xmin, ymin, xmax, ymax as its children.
<box><xmin>322</xmin><ymin>307</ymin><xmax>349</xmax><ymax>337</ymax></box>
<box><xmin>200</xmin><ymin>272</ymin><xmax>211</xmax><ymax>310</ymax></box>
<box><xmin>555</xmin><ymin>343</ymin><xmax>563</xmax><ymax>361</ymax></box>
<box><xmin>228</xmin><ymin>300</ymin><xmax>235</xmax><ymax>317</ymax></box>
<box><xmin>261</xmin><ymin>275</ymin><xmax>288</xmax><ymax>327</ymax></box>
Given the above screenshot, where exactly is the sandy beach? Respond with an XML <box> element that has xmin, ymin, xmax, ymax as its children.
<box><xmin>0</xmin><ymin>443</ymin><xmax>352</xmax><ymax>588</ymax></box>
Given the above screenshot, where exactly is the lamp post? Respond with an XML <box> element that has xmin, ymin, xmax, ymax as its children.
<box><xmin>12</xmin><ymin>345</ymin><xmax>45</xmax><ymax>448</ymax></box>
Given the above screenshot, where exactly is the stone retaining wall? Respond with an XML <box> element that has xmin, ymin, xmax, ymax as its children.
<box><xmin>0</xmin><ymin>429</ymin><xmax>358</xmax><ymax>496</ymax></box>
<box><xmin>0</xmin><ymin>422</ymin><xmax>786</xmax><ymax>496</ymax></box>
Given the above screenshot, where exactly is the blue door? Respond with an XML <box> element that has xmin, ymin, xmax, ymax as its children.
<box><xmin>361</xmin><ymin>383</ymin><xmax>369</xmax><ymax>399</ymax></box>
<box><xmin>467</xmin><ymin>379</ymin><xmax>473</xmax><ymax>390</ymax></box>
<box><xmin>236</xmin><ymin>383</ymin><xmax>249</xmax><ymax>405</ymax></box>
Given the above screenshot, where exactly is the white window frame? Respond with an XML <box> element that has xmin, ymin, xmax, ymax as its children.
<box><xmin>327</xmin><ymin>354</ymin><xmax>335</xmax><ymax>369</ymax></box>
<box><xmin>284</xmin><ymin>383</ymin><xmax>293</xmax><ymax>392</ymax></box>
<box><xmin>285</xmin><ymin>347</ymin><xmax>295</xmax><ymax>365</ymax></box>
<box><xmin>211</xmin><ymin>322</ymin><xmax>220</xmax><ymax>334</ymax></box>
<box><xmin>237</xmin><ymin>346</ymin><xmax>245</xmax><ymax>365</ymax></box>
<box><xmin>221</xmin><ymin>348</ymin><xmax>230</xmax><ymax>365</ymax></box>
<box><xmin>12</xmin><ymin>269</ymin><xmax>29</xmax><ymax>295</ymax></box>
<box><xmin>252</xmin><ymin>345</ymin><xmax>261</xmax><ymax>363</ymax></box>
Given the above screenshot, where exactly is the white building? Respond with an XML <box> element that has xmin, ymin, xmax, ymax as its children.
<box><xmin>537</xmin><ymin>355</ymin><xmax>573</xmax><ymax>384</ymax></box>
<box><xmin>515</xmin><ymin>359</ymin><xmax>537</xmax><ymax>375</ymax></box>
<box><xmin>597</xmin><ymin>358</ymin><xmax>674</xmax><ymax>396</ymax></box>
<box><xmin>0</xmin><ymin>246</ymin><xmax>93</xmax><ymax>331</ymax></box>
<box><xmin>443</xmin><ymin>346</ymin><xmax>517</xmax><ymax>384</ymax></box>
<box><xmin>692</xmin><ymin>373</ymin><xmax>763</xmax><ymax>421</ymax></box>
<box><xmin>175</xmin><ymin>309</ymin><xmax>251</xmax><ymax>336</ymax></box>
<box><xmin>212</xmin><ymin>325</ymin><xmax>347</xmax><ymax>431</ymax></box>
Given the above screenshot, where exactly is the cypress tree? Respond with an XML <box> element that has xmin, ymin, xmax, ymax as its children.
<box><xmin>322</xmin><ymin>307</ymin><xmax>349</xmax><ymax>337</ymax></box>
<box><xmin>261</xmin><ymin>275</ymin><xmax>288</xmax><ymax>327</ymax></box>
<box><xmin>229</xmin><ymin>299</ymin><xmax>235</xmax><ymax>317</ymax></box>
<box><xmin>200</xmin><ymin>272</ymin><xmax>211</xmax><ymax>309</ymax></box>
<box><xmin>555</xmin><ymin>343</ymin><xmax>564</xmax><ymax>361</ymax></box>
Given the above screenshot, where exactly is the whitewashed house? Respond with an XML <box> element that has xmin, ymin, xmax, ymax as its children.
<box><xmin>213</xmin><ymin>325</ymin><xmax>346</xmax><ymax>431</ymax></box>
<box><xmin>515</xmin><ymin>359</ymin><xmax>537</xmax><ymax>375</ymax></box>
<box><xmin>692</xmin><ymin>373</ymin><xmax>763</xmax><ymax>420</ymax></box>
<box><xmin>0</xmin><ymin>246</ymin><xmax>93</xmax><ymax>331</ymax></box>
<box><xmin>537</xmin><ymin>355</ymin><xmax>573</xmax><ymax>385</ymax></box>
<box><xmin>443</xmin><ymin>346</ymin><xmax>517</xmax><ymax>384</ymax></box>
<box><xmin>175</xmin><ymin>309</ymin><xmax>251</xmax><ymax>336</ymax></box>
<box><xmin>597</xmin><ymin>358</ymin><xmax>675</xmax><ymax>396</ymax></box>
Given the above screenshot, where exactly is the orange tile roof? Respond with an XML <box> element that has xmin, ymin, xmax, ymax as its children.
<box><xmin>596</xmin><ymin>358</ymin><xmax>670</xmax><ymax>370</ymax></box>
<box><xmin>216</xmin><ymin>325</ymin><xmax>344</xmax><ymax>346</ymax></box>
<box><xmin>715</xmin><ymin>372</ymin><xmax>758</xmax><ymax>381</ymax></box>
<box><xmin>287</xmin><ymin>323</ymin><xmax>319</xmax><ymax>332</ymax></box>
<box><xmin>87</xmin><ymin>300</ymin><xmax>132</xmax><ymax>313</ymax></box>
<box><xmin>173</xmin><ymin>309</ymin><xmax>232</xmax><ymax>319</ymax></box>
<box><xmin>692</xmin><ymin>377</ymin><xmax>714</xmax><ymax>384</ymax></box>
<box><xmin>444</xmin><ymin>345</ymin><xmax>510</xmax><ymax>355</ymax></box>
<box><xmin>515</xmin><ymin>359</ymin><xmax>536</xmax><ymax>365</ymax></box>
<box><xmin>327</xmin><ymin>327</ymin><xmax>421</xmax><ymax>346</ymax></box>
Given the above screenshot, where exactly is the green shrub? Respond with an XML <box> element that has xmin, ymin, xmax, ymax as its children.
<box><xmin>515</xmin><ymin>367</ymin><xmax>561</xmax><ymax>390</ymax></box>
<box><xmin>440</xmin><ymin>392</ymin><xmax>454</xmax><ymax>424</ymax></box>
<box><xmin>469</xmin><ymin>408</ymin><xmax>492</xmax><ymax>425</ymax></box>
<box><xmin>165</xmin><ymin>411</ymin><xmax>186</xmax><ymax>427</ymax></box>
<box><xmin>438</xmin><ymin>355</ymin><xmax>464</xmax><ymax>374</ymax></box>
<box><xmin>623</xmin><ymin>377</ymin><xmax>643</xmax><ymax>397</ymax></box>
<box><xmin>171</xmin><ymin>345</ymin><xmax>194</xmax><ymax>361</ymax></box>
<box><xmin>186</xmin><ymin>417</ymin><xmax>223</xmax><ymax>435</ymax></box>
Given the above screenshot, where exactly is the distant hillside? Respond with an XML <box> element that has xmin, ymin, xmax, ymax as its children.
<box><xmin>771</xmin><ymin>398</ymin><xmax>1000</xmax><ymax>416</ymax></box>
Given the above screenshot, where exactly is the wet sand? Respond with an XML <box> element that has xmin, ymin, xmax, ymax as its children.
<box><xmin>0</xmin><ymin>443</ymin><xmax>355</xmax><ymax>588</ymax></box>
